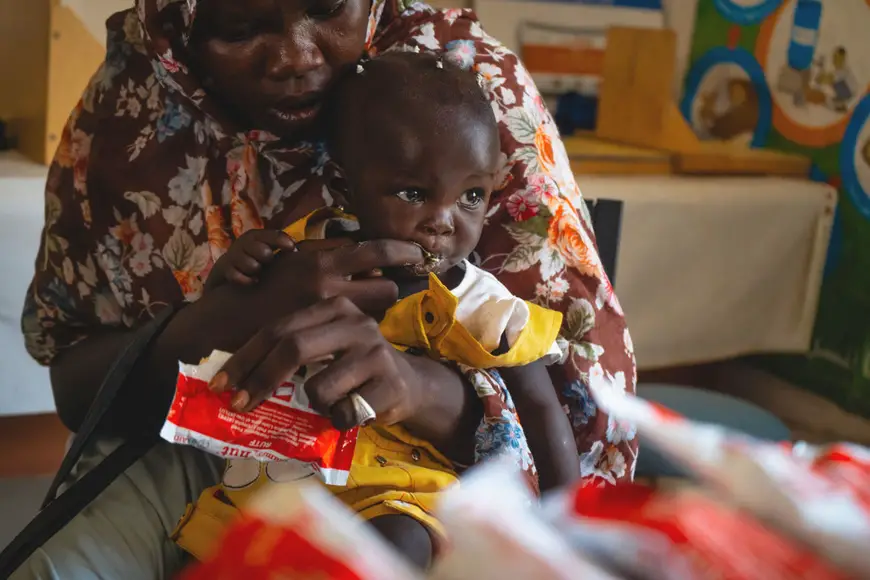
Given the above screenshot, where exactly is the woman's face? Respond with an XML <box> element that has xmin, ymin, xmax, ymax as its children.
<box><xmin>188</xmin><ymin>0</ymin><xmax>369</xmax><ymax>137</ymax></box>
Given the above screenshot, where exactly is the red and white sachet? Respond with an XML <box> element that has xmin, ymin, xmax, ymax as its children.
<box><xmin>430</xmin><ymin>459</ymin><xmax>618</xmax><ymax>580</ymax></box>
<box><xmin>542</xmin><ymin>482</ymin><xmax>850</xmax><ymax>580</ymax></box>
<box><xmin>590</xmin><ymin>385</ymin><xmax>870</xmax><ymax>576</ymax></box>
<box><xmin>178</xmin><ymin>480</ymin><xmax>422</xmax><ymax>580</ymax></box>
<box><xmin>791</xmin><ymin>441</ymin><xmax>870</xmax><ymax>511</ymax></box>
<box><xmin>161</xmin><ymin>349</ymin><xmax>358</xmax><ymax>485</ymax></box>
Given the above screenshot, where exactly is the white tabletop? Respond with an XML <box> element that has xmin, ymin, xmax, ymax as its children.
<box><xmin>0</xmin><ymin>152</ymin><xmax>51</xmax><ymax>416</ymax></box>
<box><xmin>580</xmin><ymin>175</ymin><xmax>836</xmax><ymax>369</ymax></box>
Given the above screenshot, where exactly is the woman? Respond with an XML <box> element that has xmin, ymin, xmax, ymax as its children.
<box><xmin>16</xmin><ymin>0</ymin><xmax>636</xmax><ymax>577</ymax></box>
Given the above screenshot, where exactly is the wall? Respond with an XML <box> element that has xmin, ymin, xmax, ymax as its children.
<box><xmin>679</xmin><ymin>0</ymin><xmax>870</xmax><ymax>416</ymax></box>
<box><xmin>58</xmin><ymin>0</ymin><xmax>131</xmax><ymax>46</ymax></box>
<box><xmin>0</xmin><ymin>0</ymin><xmax>50</xmax><ymax>162</ymax></box>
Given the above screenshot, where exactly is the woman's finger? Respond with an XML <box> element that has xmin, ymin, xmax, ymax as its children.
<box><xmin>301</xmin><ymin>339</ymin><xmax>387</xmax><ymax>416</ymax></box>
<box><xmin>208</xmin><ymin>327</ymin><xmax>273</xmax><ymax>395</ymax></box>
<box><xmin>209</xmin><ymin>297</ymin><xmax>364</xmax><ymax>404</ymax></box>
<box><xmin>232</xmin><ymin>254</ymin><xmax>265</xmax><ymax>277</ymax></box>
<box><xmin>294</xmin><ymin>238</ymin><xmax>354</xmax><ymax>254</ymax></box>
<box><xmin>244</xmin><ymin>239</ymin><xmax>295</xmax><ymax>265</ymax></box>
<box><xmin>226</xmin><ymin>268</ymin><xmax>256</xmax><ymax>286</ymax></box>
<box><xmin>237</xmin><ymin>314</ymin><xmax>377</xmax><ymax>413</ymax></box>
<box><xmin>249</xmin><ymin>229</ymin><xmax>296</xmax><ymax>252</ymax></box>
<box><xmin>338</xmin><ymin>277</ymin><xmax>400</xmax><ymax>316</ymax></box>
<box><xmin>327</xmin><ymin>240</ymin><xmax>424</xmax><ymax>278</ymax></box>
<box><xmin>329</xmin><ymin>379</ymin><xmax>393</xmax><ymax>431</ymax></box>
<box><xmin>333</xmin><ymin>374</ymin><xmax>405</xmax><ymax>431</ymax></box>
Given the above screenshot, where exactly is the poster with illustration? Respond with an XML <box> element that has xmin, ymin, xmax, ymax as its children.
<box><xmin>683</xmin><ymin>0</ymin><xmax>870</xmax><ymax>414</ymax></box>
<box><xmin>473</xmin><ymin>0</ymin><xmax>665</xmax><ymax>132</ymax></box>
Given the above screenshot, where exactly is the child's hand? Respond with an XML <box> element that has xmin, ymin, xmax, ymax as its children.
<box><xmin>206</xmin><ymin>229</ymin><xmax>295</xmax><ymax>291</ymax></box>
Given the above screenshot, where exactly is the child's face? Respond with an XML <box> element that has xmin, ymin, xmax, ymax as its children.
<box><xmin>342</xmin><ymin>108</ymin><xmax>500</xmax><ymax>275</ymax></box>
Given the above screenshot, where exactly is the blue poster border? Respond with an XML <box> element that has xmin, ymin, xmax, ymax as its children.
<box><xmin>713</xmin><ymin>0</ymin><xmax>783</xmax><ymax>25</ymax></box>
<box><xmin>840</xmin><ymin>93</ymin><xmax>870</xmax><ymax>221</ymax></box>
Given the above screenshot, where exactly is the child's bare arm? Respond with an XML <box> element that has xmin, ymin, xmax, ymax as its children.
<box><xmin>499</xmin><ymin>361</ymin><xmax>580</xmax><ymax>492</ymax></box>
<box><xmin>205</xmin><ymin>229</ymin><xmax>295</xmax><ymax>292</ymax></box>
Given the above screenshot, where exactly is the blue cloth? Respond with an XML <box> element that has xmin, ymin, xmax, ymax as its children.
<box><xmin>635</xmin><ymin>384</ymin><xmax>791</xmax><ymax>478</ymax></box>
<box><xmin>554</xmin><ymin>92</ymin><xmax>598</xmax><ymax>135</ymax></box>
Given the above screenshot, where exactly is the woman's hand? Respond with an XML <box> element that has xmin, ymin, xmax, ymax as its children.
<box><xmin>206</xmin><ymin>293</ymin><xmax>481</xmax><ymax>461</ymax></box>
<box><xmin>210</xmin><ymin>296</ymin><xmax>421</xmax><ymax>428</ymax></box>
<box><xmin>192</xmin><ymin>238</ymin><xmax>425</xmax><ymax>354</ymax></box>
<box><xmin>204</xmin><ymin>229</ymin><xmax>296</xmax><ymax>291</ymax></box>
<box><xmin>183</xmin><ymin>237</ymin><xmax>436</xmax><ymax>426</ymax></box>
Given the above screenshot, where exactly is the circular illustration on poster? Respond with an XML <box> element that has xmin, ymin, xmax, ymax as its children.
<box><xmin>755</xmin><ymin>0</ymin><xmax>870</xmax><ymax>147</ymax></box>
<box><xmin>714</xmin><ymin>0</ymin><xmax>783</xmax><ymax>25</ymax></box>
<box><xmin>841</xmin><ymin>93</ymin><xmax>870</xmax><ymax>221</ymax></box>
<box><xmin>681</xmin><ymin>48</ymin><xmax>772</xmax><ymax>148</ymax></box>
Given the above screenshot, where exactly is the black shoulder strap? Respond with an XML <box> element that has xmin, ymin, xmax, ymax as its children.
<box><xmin>40</xmin><ymin>305</ymin><xmax>177</xmax><ymax>509</ymax></box>
<box><xmin>0</xmin><ymin>304</ymin><xmax>177</xmax><ymax>577</ymax></box>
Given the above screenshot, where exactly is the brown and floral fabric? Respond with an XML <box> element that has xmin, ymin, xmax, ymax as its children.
<box><xmin>22</xmin><ymin>0</ymin><xmax>637</xmax><ymax>485</ymax></box>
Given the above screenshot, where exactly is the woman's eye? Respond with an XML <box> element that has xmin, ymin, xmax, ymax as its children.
<box><xmin>220</xmin><ymin>23</ymin><xmax>258</xmax><ymax>42</ymax></box>
<box><xmin>395</xmin><ymin>189</ymin><xmax>425</xmax><ymax>204</ymax></box>
<box><xmin>309</xmin><ymin>0</ymin><xmax>347</xmax><ymax>19</ymax></box>
<box><xmin>459</xmin><ymin>188</ymin><xmax>486</xmax><ymax>209</ymax></box>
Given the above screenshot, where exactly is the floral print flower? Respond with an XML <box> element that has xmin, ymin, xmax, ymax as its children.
<box><xmin>534</xmin><ymin>124</ymin><xmax>555</xmax><ymax>171</ymax></box>
<box><xmin>563</xmin><ymin>379</ymin><xmax>598</xmax><ymax>428</ymax></box>
<box><xmin>506</xmin><ymin>190</ymin><xmax>538</xmax><ymax>221</ymax></box>
<box><xmin>580</xmin><ymin>441</ymin><xmax>627</xmax><ymax>485</ymax></box>
<box><xmin>606</xmin><ymin>416</ymin><xmax>637</xmax><ymax>446</ymax></box>
<box><xmin>445</xmin><ymin>39</ymin><xmax>476</xmax><ymax>69</ymax></box>
<box><xmin>547</xmin><ymin>201</ymin><xmax>601</xmax><ymax>279</ymax></box>
<box><xmin>475</xmin><ymin>409</ymin><xmax>534</xmax><ymax>473</ymax></box>
<box><xmin>69</xmin><ymin>129</ymin><xmax>93</xmax><ymax>194</ymax></box>
<box><xmin>156</xmin><ymin>97</ymin><xmax>193</xmax><ymax>142</ymax></box>
<box><xmin>525</xmin><ymin>173</ymin><xmax>558</xmax><ymax>204</ymax></box>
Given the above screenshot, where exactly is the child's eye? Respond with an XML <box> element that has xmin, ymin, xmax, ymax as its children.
<box><xmin>459</xmin><ymin>188</ymin><xmax>486</xmax><ymax>209</ymax></box>
<box><xmin>395</xmin><ymin>189</ymin><xmax>425</xmax><ymax>204</ymax></box>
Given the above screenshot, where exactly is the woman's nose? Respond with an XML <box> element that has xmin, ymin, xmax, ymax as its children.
<box><xmin>266</xmin><ymin>32</ymin><xmax>325</xmax><ymax>80</ymax></box>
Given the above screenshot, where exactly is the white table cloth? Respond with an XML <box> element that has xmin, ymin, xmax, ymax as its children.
<box><xmin>581</xmin><ymin>175</ymin><xmax>836</xmax><ymax>370</ymax></box>
<box><xmin>0</xmin><ymin>152</ymin><xmax>52</xmax><ymax>415</ymax></box>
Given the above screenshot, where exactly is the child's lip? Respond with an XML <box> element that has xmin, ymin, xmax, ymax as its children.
<box><xmin>406</xmin><ymin>242</ymin><xmax>445</xmax><ymax>276</ymax></box>
<box><xmin>415</xmin><ymin>237</ymin><xmax>450</xmax><ymax>257</ymax></box>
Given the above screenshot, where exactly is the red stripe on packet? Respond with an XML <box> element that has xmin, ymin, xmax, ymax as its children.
<box><xmin>161</xmin><ymin>352</ymin><xmax>358</xmax><ymax>485</ymax></box>
<box><xmin>178</xmin><ymin>516</ymin><xmax>364</xmax><ymax>580</ymax></box>
<box><xmin>557</xmin><ymin>483</ymin><xmax>850</xmax><ymax>580</ymax></box>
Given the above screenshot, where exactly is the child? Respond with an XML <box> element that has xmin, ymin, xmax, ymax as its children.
<box><xmin>175</xmin><ymin>51</ymin><xmax>579</xmax><ymax>569</ymax></box>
